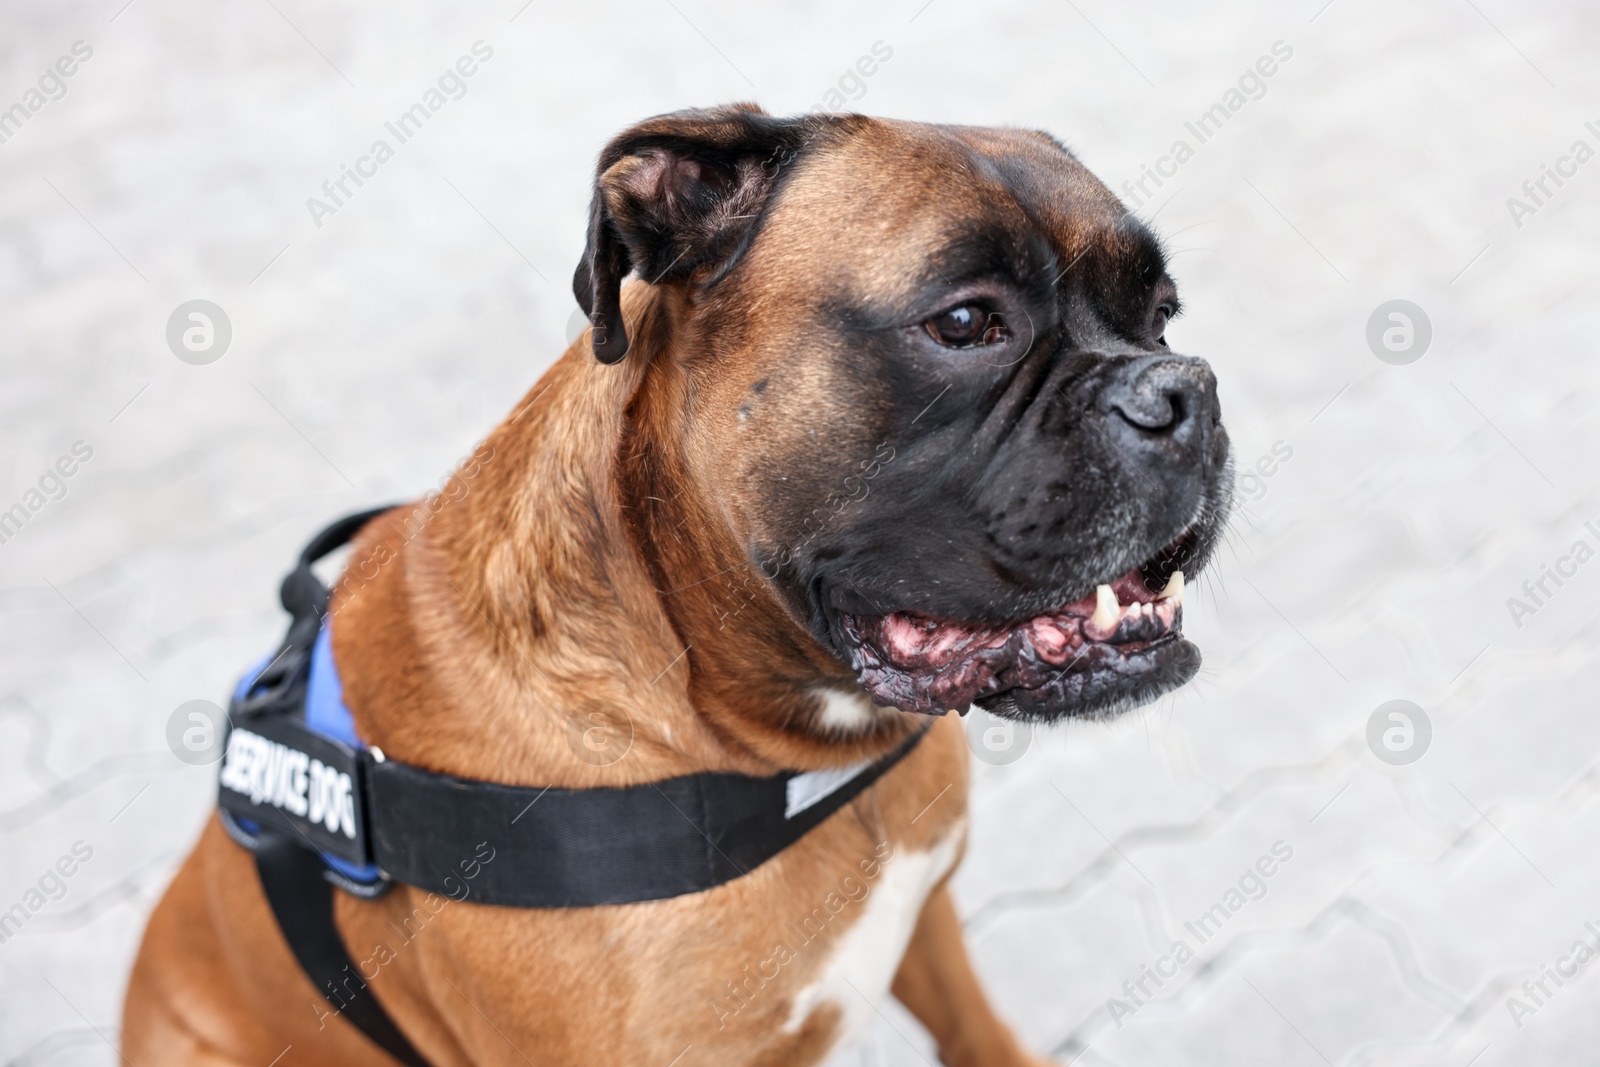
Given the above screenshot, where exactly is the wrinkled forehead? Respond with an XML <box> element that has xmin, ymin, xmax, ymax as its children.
<box><xmin>747</xmin><ymin>118</ymin><xmax>1147</xmax><ymax>308</ymax></box>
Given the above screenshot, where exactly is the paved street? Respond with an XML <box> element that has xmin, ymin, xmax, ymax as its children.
<box><xmin>3</xmin><ymin>1</ymin><xmax>1598</xmax><ymax>1064</ymax></box>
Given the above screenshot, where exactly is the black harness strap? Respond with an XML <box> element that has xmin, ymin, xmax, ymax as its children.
<box><xmin>366</xmin><ymin>725</ymin><xmax>927</xmax><ymax>907</ymax></box>
<box><xmin>221</xmin><ymin>508</ymin><xmax>930</xmax><ymax>1066</ymax></box>
<box><xmin>254</xmin><ymin>836</ymin><xmax>432</xmax><ymax>1067</ymax></box>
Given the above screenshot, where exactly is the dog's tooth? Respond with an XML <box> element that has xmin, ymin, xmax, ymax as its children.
<box><xmin>1092</xmin><ymin>584</ymin><xmax>1118</xmax><ymax>632</ymax></box>
<box><xmin>1158</xmin><ymin>570</ymin><xmax>1185</xmax><ymax>607</ymax></box>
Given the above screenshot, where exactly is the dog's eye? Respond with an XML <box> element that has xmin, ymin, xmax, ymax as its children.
<box><xmin>925</xmin><ymin>306</ymin><xmax>1010</xmax><ymax>348</ymax></box>
<box><xmin>1153</xmin><ymin>304</ymin><xmax>1174</xmax><ymax>346</ymax></box>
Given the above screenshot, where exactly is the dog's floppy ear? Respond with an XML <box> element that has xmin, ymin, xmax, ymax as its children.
<box><xmin>573</xmin><ymin>104</ymin><xmax>813</xmax><ymax>363</ymax></box>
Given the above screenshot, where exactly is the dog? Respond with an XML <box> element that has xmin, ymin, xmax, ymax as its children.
<box><xmin>123</xmin><ymin>103</ymin><xmax>1230</xmax><ymax>1066</ymax></box>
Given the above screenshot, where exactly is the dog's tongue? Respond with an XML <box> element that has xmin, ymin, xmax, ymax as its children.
<box><xmin>847</xmin><ymin>567</ymin><xmax>1184</xmax><ymax>714</ymax></box>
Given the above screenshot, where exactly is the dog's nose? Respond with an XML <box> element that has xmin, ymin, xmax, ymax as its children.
<box><xmin>1100</xmin><ymin>355</ymin><xmax>1218</xmax><ymax>455</ymax></box>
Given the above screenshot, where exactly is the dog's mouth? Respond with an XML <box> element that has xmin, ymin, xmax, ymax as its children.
<box><xmin>836</xmin><ymin>530</ymin><xmax>1203</xmax><ymax>722</ymax></box>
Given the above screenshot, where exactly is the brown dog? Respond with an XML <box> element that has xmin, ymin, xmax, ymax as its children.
<box><xmin>124</xmin><ymin>104</ymin><xmax>1229</xmax><ymax>1066</ymax></box>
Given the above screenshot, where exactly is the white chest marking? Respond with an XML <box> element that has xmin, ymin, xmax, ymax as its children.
<box><xmin>812</xmin><ymin>688</ymin><xmax>887</xmax><ymax>736</ymax></box>
<box><xmin>785</xmin><ymin>823</ymin><xmax>965</xmax><ymax>1046</ymax></box>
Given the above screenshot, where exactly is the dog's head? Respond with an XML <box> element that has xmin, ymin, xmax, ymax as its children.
<box><xmin>577</xmin><ymin>104</ymin><xmax>1231</xmax><ymax>724</ymax></box>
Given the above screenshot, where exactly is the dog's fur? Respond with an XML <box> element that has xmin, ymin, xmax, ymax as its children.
<box><xmin>124</xmin><ymin>104</ymin><xmax>1227</xmax><ymax>1066</ymax></box>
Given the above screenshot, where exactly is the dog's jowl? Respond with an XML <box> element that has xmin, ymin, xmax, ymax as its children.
<box><xmin>124</xmin><ymin>105</ymin><xmax>1229</xmax><ymax>1067</ymax></box>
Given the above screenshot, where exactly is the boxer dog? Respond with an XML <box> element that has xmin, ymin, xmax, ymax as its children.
<box><xmin>125</xmin><ymin>104</ymin><xmax>1229</xmax><ymax>1065</ymax></box>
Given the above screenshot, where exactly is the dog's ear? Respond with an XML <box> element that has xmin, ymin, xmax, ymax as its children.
<box><xmin>573</xmin><ymin>104</ymin><xmax>812</xmax><ymax>363</ymax></box>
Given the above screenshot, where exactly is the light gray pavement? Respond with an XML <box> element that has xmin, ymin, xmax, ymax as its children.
<box><xmin>3</xmin><ymin>1</ymin><xmax>1599</xmax><ymax>1064</ymax></box>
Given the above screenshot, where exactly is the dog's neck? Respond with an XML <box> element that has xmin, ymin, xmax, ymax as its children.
<box><xmin>331</xmin><ymin>287</ymin><xmax>913</xmax><ymax>788</ymax></box>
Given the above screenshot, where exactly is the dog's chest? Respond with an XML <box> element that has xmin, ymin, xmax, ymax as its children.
<box><xmin>783</xmin><ymin>819</ymin><xmax>964</xmax><ymax>1046</ymax></box>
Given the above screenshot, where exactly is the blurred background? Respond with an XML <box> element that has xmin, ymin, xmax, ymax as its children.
<box><xmin>3</xmin><ymin>1</ymin><xmax>1599</xmax><ymax>1064</ymax></box>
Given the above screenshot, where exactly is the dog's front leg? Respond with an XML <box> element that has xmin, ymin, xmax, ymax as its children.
<box><xmin>891</xmin><ymin>882</ymin><xmax>1055</xmax><ymax>1067</ymax></box>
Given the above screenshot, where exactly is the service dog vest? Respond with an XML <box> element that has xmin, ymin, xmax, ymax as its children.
<box><xmin>218</xmin><ymin>508</ymin><xmax>927</xmax><ymax>1066</ymax></box>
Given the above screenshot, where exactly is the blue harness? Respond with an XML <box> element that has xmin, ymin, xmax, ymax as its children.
<box><xmin>227</xmin><ymin>621</ymin><xmax>382</xmax><ymax>888</ymax></box>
